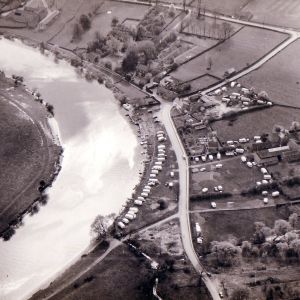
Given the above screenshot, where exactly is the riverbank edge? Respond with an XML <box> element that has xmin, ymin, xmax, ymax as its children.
<box><xmin>0</xmin><ymin>33</ymin><xmax>157</xmax><ymax>299</ymax></box>
<box><xmin>0</xmin><ymin>71</ymin><xmax>64</xmax><ymax>240</ymax></box>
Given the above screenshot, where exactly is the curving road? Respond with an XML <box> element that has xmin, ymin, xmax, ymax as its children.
<box><xmin>157</xmin><ymin>102</ymin><xmax>221</xmax><ymax>300</ymax></box>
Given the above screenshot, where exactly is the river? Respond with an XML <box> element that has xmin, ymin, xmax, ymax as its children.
<box><xmin>0</xmin><ymin>38</ymin><xmax>142</xmax><ymax>300</ymax></box>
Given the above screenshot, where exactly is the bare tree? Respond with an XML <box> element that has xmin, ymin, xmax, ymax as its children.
<box><xmin>289</xmin><ymin>213</ymin><xmax>298</xmax><ymax>228</ymax></box>
<box><xmin>221</xmin><ymin>22</ymin><xmax>233</xmax><ymax>40</ymax></box>
<box><xmin>276</xmin><ymin>242</ymin><xmax>288</xmax><ymax>261</ymax></box>
<box><xmin>72</xmin><ymin>23</ymin><xmax>83</xmax><ymax>41</ymax></box>
<box><xmin>90</xmin><ymin>215</ymin><xmax>109</xmax><ymax>241</ymax></box>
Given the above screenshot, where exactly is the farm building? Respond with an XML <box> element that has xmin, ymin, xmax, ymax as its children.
<box><xmin>254</xmin><ymin>145</ymin><xmax>290</xmax><ymax>166</ymax></box>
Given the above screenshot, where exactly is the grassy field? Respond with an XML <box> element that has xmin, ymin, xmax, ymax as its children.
<box><xmin>174</xmin><ymin>34</ymin><xmax>218</xmax><ymax>65</ymax></box>
<box><xmin>188</xmin><ymin>74</ymin><xmax>219</xmax><ymax>91</ymax></box>
<box><xmin>243</xmin><ymin>0</ymin><xmax>300</xmax><ymax>29</ymax></box>
<box><xmin>211</xmin><ymin>106</ymin><xmax>300</xmax><ymax>142</ymax></box>
<box><xmin>190</xmin><ymin>0</ymin><xmax>252</xmax><ymax>17</ymax></box>
<box><xmin>240</xmin><ymin>40</ymin><xmax>300</xmax><ymax>108</ymax></box>
<box><xmin>191</xmin><ymin>157</ymin><xmax>262</xmax><ymax>193</ymax></box>
<box><xmin>31</xmin><ymin>244</ymin><xmax>156</xmax><ymax>300</ymax></box>
<box><xmin>171</xmin><ymin>26</ymin><xmax>287</xmax><ymax>82</ymax></box>
<box><xmin>0</xmin><ymin>78</ymin><xmax>61</xmax><ymax>237</ymax></box>
<box><xmin>191</xmin><ymin>204</ymin><xmax>292</xmax><ymax>248</ymax></box>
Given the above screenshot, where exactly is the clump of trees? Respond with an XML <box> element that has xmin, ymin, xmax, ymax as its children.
<box><xmin>136</xmin><ymin>7</ymin><xmax>166</xmax><ymax>40</ymax></box>
<box><xmin>183</xmin><ymin>16</ymin><xmax>234</xmax><ymax>40</ymax></box>
<box><xmin>122</xmin><ymin>50</ymin><xmax>139</xmax><ymax>73</ymax></box>
<box><xmin>208</xmin><ymin>240</ymin><xmax>241</xmax><ymax>268</ymax></box>
<box><xmin>72</xmin><ymin>14</ymin><xmax>91</xmax><ymax>41</ymax></box>
<box><xmin>207</xmin><ymin>212</ymin><xmax>300</xmax><ymax>269</ymax></box>
<box><xmin>230</xmin><ymin>287</ymin><xmax>250</xmax><ymax>300</ymax></box>
<box><xmin>240</xmin><ymin>213</ymin><xmax>300</xmax><ymax>263</ymax></box>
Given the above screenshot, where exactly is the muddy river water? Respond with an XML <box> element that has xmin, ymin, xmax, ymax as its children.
<box><xmin>0</xmin><ymin>38</ymin><xmax>142</xmax><ymax>300</ymax></box>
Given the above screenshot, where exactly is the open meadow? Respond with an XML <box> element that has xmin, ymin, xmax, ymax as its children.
<box><xmin>211</xmin><ymin>106</ymin><xmax>300</xmax><ymax>143</ymax></box>
<box><xmin>240</xmin><ymin>40</ymin><xmax>300</xmax><ymax>108</ymax></box>
<box><xmin>243</xmin><ymin>0</ymin><xmax>300</xmax><ymax>29</ymax></box>
<box><xmin>171</xmin><ymin>26</ymin><xmax>287</xmax><ymax>86</ymax></box>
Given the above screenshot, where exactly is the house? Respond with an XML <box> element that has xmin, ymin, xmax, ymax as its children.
<box><xmin>254</xmin><ymin>145</ymin><xmax>290</xmax><ymax>166</ymax></box>
<box><xmin>207</xmin><ymin>140</ymin><xmax>219</xmax><ymax>154</ymax></box>
<box><xmin>174</xmin><ymin>97</ymin><xmax>190</xmax><ymax>111</ymax></box>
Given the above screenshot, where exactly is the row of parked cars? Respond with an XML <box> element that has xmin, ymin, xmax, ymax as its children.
<box><xmin>117</xmin><ymin>131</ymin><xmax>168</xmax><ymax>229</ymax></box>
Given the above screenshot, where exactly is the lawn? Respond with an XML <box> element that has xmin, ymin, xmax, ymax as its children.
<box><xmin>211</xmin><ymin>106</ymin><xmax>300</xmax><ymax>143</ymax></box>
<box><xmin>171</xmin><ymin>26</ymin><xmax>287</xmax><ymax>82</ymax></box>
<box><xmin>191</xmin><ymin>204</ymin><xmax>292</xmax><ymax>248</ymax></box>
<box><xmin>188</xmin><ymin>74</ymin><xmax>220</xmax><ymax>91</ymax></box>
<box><xmin>190</xmin><ymin>157</ymin><xmax>263</xmax><ymax>202</ymax></box>
<box><xmin>174</xmin><ymin>35</ymin><xmax>218</xmax><ymax>65</ymax></box>
<box><xmin>243</xmin><ymin>0</ymin><xmax>300</xmax><ymax>29</ymax></box>
<box><xmin>240</xmin><ymin>40</ymin><xmax>300</xmax><ymax>108</ymax></box>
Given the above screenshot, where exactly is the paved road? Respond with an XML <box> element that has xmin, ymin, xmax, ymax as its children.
<box><xmin>157</xmin><ymin>102</ymin><xmax>221</xmax><ymax>300</ymax></box>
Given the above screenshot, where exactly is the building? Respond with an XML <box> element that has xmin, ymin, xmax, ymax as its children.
<box><xmin>254</xmin><ymin>145</ymin><xmax>290</xmax><ymax>166</ymax></box>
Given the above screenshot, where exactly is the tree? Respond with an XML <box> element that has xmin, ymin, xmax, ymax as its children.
<box><xmin>73</xmin><ymin>23</ymin><xmax>83</xmax><ymax>41</ymax></box>
<box><xmin>230</xmin><ymin>287</ymin><xmax>250</xmax><ymax>300</ymax></box>
<box><xmin>286</xmin><ymin>231</ymin><xmax>298</xmax><ymax>243</ymax></box>
<box><xmin>241</xmin><ymin>241</ymin><xmax>252</xmax><ymax>257</ymax></box>
<box><xmin>90</xmin><ymin>215</ymin><xmax>109</xmax><ymax>241</ymax></box>
<box><xmin>46</xmin><ymin>103</ymin><xmax>54</xmax><ymax>116</ymax></box>
<box><xmin>274</xmin><ymin>219</ymin><xmax>292</xmax><ymax>236</ymax></box>
<box><xmin>122</xmin><ymin>50</ymin><xmax>139</xmax><ymax>73</ymax></box>
<box><xmin>137</xmin><ymin>40</ymin><xmax>157</xmax><ymax>64</ymax></box>
<box><xmin>169</xmin><ymin>4</ymin><xmax>176</xmax><ymax>17</ymax></box>
<box><xmin>289</xmin><ymin>213</ymin><xmax>298</xmax><ymax>228</ymax></box>
<box><xmin>39</xmin><ymin>42</ymin><xmax>45</xmax><ymax>54</ymax></box>
<box><xmin>111</xmin><ymin>16</ymin><xmax>119</xmax><ymax>27</ymax></box>
<box><xmin>79</xmin><ymin>14</ymin><xmax>91</xmax><ymax>31</ymax></box>
<box><xmin>290</xmin><ymin>121</ymin><xmax>300</xmax><ymax>132</ymax></box>
<box><xmin>210</xmin><ymin>241</ymin><xmax>240</xmax><ymax>267</ymax></box>
<box><xmin>253</xmin><ymin>222</ymin><xmax>272</xmax><ymax>244</ymax></box>
<box><xmin>157</xmin><ymin>199</ymin><xmax>167</xmax><ymax>210</ymax></box>
<box><xmin>290</xmin><ymin>239</ymin><xmax>300</xmax><ymax>258</ymax></box>
<box><xmin>107</xmin><ymin>36</ymin><xmax>121</xmax><ymax>55</ymax></box>
<box><xmin>221</xmin><ymin>22</ymin><xmax>233</xmax><ymax>40</ymax></box>
<box><xmin>258</xmin><ymin>90</ymin><xmax>269</xmax><ymax>101</ymax></box>
<box><xmin>207</xmin><ymin>57</ymin><xmax>213</xmax><ymax>70</ymax></box>
<box><xmin>276</xmin><ymin>242</ymin><xmax>288</xmax><ymax>260</ymax></box>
